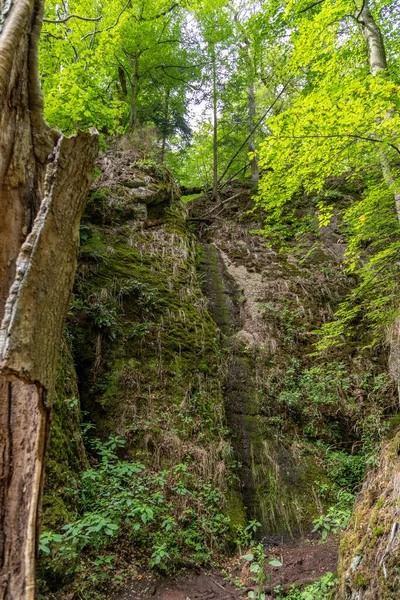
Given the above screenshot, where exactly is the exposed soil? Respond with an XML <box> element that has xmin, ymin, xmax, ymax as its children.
<box><xmin>254</xmin><ymin>538</ymin><xmax>338</xmax><ymax>593</ymax></box>
<box><xmin>113</xmin><ymin>539</ymin><xmax>338</xmax><ymax>599</ymax></box>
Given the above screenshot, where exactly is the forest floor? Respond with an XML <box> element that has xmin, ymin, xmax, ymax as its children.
<box><xmin>113</xmin><ymin>538</ymin><xmax>338</xmax><ymax>599</ymax></box>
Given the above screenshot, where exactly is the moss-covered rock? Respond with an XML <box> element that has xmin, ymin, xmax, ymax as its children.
<box><xmin>191</xmin><ymin>190</ymin><xmax>395</xmax><ymax>538</ymax></box>
<box><xmin>198</xmin><ymin>238</ymin><xmax>333</xmax><ymax>535</ymax></box>
<box><xmin>336</xmin><ymin>430</ymin><xmax>400</xmax><ymax>599</ymax></box>
<box><xmin>43</xmin><ymin>335</ymin><xmax>87</xmax><ymax>531</ymax></box>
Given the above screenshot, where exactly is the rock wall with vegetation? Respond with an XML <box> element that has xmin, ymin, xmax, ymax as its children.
<box><xmin>192</xmin><ymin>189</ymin><xmax>396</xmax><ymax>542</ymax></box>
<box><xmin>39</xmin><ymin>145</ymin><xmax>245</xmax><ymax>598</ymax></box>
<box><xmin>336</xmin><ymin>321</ymin><xmax>400</xmax><ymax>600</ymax></box>
<box><xmin>40</xmin><ymin>151</ymin><xmax>399</xmax><ymax>599</ymax></box>
<box><xmin>336</xmin><ymin>429</ymin><xmax>400</xmax><ymax>600</ymax></box>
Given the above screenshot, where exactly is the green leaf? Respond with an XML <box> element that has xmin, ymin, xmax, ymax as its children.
<box><xmin>269</xmin><ymin>558</ymin><xmax>283</xmax><ymax>567</ymax></box>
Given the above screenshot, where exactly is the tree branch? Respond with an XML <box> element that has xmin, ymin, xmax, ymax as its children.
<box><xmin>44</xmin><ymin>14</ymin><xmax>101</xmax><ymax>24</ymax></box>
<box><xmin>217</xmin><ymin>80</ymin><xmax>292</xmax><ymax>184</ymax></box>
<box><xmin>297</xmin><ymin>0</ymin><xmax>325</xmax><ymax>14</ymax></box>
<box><xmin>272</xmin><ymin>133</ymin><xmax>400</xmax><ymax>155</ymax></box>
<box><xmin>81</xmin><ymin>1</ymin><xmax>130</xmax><ymax>41</ymax></box>
<box><xmin>142</xmin><ymin>3</ymin><xmax>180</xmax><ymax>22</ymax></box>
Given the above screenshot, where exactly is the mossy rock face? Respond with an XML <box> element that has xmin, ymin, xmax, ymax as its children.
<box><xmin>60</xmin><ymin>153</ymin><xmax>244</xmax><ymax>547</ymax></box>
<box><xmin>336</xmin><ymin>430</ymin><xmax>400</xmax><ymax>600</ymax></box>
<box><xmin>86</xmin><ymin>150</ymin><xmax>180</xmax><ymax>226</ymax></box>
<box><xmin>43</xmin><ymin>335</ymin><xmax>87</xmax><ymax>530</ymax></box>
<box><xmin>192</xmin><ymin>190</ymin><xmax>395</xmax><ymax>539</ymax></box>
<box><xmin>197</xmin><ymin>240</ymin><xmax>334</xmax><ymax>535</ymax></box>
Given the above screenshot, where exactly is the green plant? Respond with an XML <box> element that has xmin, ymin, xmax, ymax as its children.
<box><xmin>242</xmin><ymin>544</ymin><xmax>282</xmax><ymax>600</ymax></box>
<box><xmin>39</xmin><ymin>436</ymin><xmax>231</xmax><ymax>586</ymax></box>
<box><xmin>234</xmin><ymin>520</ymin><xmax>261</xmax><ymax>553</ymax></box>
<box><xmin>274</xmin><ymin>572</ymin><xmax>337</xmax><ymax>599</ymax></box>
<box><xmin>312</xmin><ymin>490</ymin><xmax>353</xmax><ymax>541</ymax></box>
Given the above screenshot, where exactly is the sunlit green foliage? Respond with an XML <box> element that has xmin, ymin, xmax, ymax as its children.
<box><xmin>40</xmin><ymin>0</ymin><xmax>195</xmax><ymax>136</ymax></box>
<box><xmin>254</xmin><ymin>0</ymin><xmax>400</xmax><ymax>347</ymax></box>
<box><xmin>275</xmin><ymin>572</ymin><xmax>337</xmax><ymax>600</ymax></box>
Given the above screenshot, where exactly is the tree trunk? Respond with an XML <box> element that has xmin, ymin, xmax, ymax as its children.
<box><xmin>128</xmin><ymin>50</ymin><xmax>140</xmax><ymax>131</ymax></box>
<box><xmin>357</xmin><ymin>2</ymin><xmax>388</xmax><ymax>76</ymax></box>
<box><xmin>247</xmin><ymin>81</ymin><xmax>259</xmax><ymax>186</ymax></box>
<box><xmin>0</xmin><ymin>2</ymin><xmax>98</xmax><ymax>598</ymax></box>
<box><xmin>160</xmin><ymin>88</ymin><xmax>170</xmax><ymax>163</ymax></box>
<box><xmin>356</xmin><ymin>2</ymin><xmax>400</xmax><ymax>221</ymax></box>
<box><xmin>211</xmin><ymin>42</ymin><xmax>219</xmax><ymax>202</ymax></box>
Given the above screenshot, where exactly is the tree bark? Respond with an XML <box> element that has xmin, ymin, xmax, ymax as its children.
<box><xmin>0</xmin><ymin>1</ymin><xmax>98</xmax><ymax>598</ymax></box>
<box><xmin>356</xmin><ymin>1</ymin><xmax>400</xmax><ymax>221</ymax></box>
<box><xmin>247</xmin><ymin>81</ymin><xmax>259</xmax><ymax>186</ymax></box>
<box><xmin>211</xmin><ymin>41</ymin><xmax>219</xmax><ymax>202</ymax></box>
<box><xmin>127</xmin><ymin>49</ymin><xmax>140</xmax><ymax>131</ymax></box>
<box><xmin>357</xmin><ymin>1</ymin><xmax>388</xmax><ymax>76</ymax></box>
<box><xmin>160</xmin><ymin>87</ymin><xmax>170</xmax><ymax>163</ymax></box>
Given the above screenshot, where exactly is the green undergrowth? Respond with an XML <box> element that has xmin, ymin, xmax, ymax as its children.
<box><xmin>274</xmin><ymin>572</ymin><xmax>337</xmax><ymax>599</ymax></box>
<box><xmin>250</xmin><ymin>320</ymin><xmax>396</xmax><ymax>538</ymax></box>
<box><xmin>39</xmin><ymin>437</ymin><xmax>231</xmax><ymax>597</ymax></box>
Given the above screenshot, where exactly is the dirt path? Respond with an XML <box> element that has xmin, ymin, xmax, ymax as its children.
<box><xmin>113</xmin><ymin>539</ymin><xmax>338</xmax><ymax>599</ymax></box>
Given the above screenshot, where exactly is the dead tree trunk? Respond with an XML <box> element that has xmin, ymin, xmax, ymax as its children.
<box><xmin>0</xmin><ymin>2</ymin><xmax>98</xmax><ymax>598</ymax></box>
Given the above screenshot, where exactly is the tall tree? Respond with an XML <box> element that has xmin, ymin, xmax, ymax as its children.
<box><xmin>0</xmin><ymin>1</ymin><xmax>97</xmax><ymax>597</ymax></box>
<box><xmin>255</xmin><ymin>0</ymin><xmax>400</xmax><ymax>345</ymax></box>
<box><xmin>40</xmin><ymin>0</ymin><xmax>195</xmax><ymax>138</ymax></box>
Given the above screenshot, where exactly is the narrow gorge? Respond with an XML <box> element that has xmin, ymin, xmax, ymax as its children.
<box><xmin>1</xmin><ymin>1</ymin><xmax>400</xmax><ymax>599</ymax></box>
<box><xmin>34</xmin><ymin>143</ymin><xmax>399</xmax><ymax>600</ymax></box>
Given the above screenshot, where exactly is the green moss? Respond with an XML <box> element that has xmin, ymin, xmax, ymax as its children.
<box><xmin>42</xmin><ymin>334</ymin><xmax>87</xmax><ymax>531</ymax></box>
<box><xmin>226</xmin><ymin>488</ymin><xmax>248</xmax><ymax>535</ymax></box>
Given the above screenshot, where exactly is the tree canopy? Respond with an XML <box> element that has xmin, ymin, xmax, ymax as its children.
<box><xmin>39</xmin><ymin>0</ymin><xmax>400</xmax><ymax>348</ymax></box>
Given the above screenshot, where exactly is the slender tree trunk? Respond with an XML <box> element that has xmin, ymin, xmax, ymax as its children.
<box><xmin>211</xmin><ymin>42</ymin><xmax>219</xmax><ymax>201</ymax></box>
<box><xmin>128</xmin><ymin>50</ymin><xmax>140</xmax><ymax>131</ymax></box>
<box><xmin>160</xmin><ymin>88</ymin><xmax>170</xmax><ymax>163</ymax></box>
<box><xmin>356</xmin><ymin>1</ymin><xmax>400</xmax><ymax>220</ymax></box>
<box><xmin>357</xmin><ymin>2</ymin><xmax>388</xmax><ymax>75</ymax></box>
<box><xmin>0</xmin><ymin>2</ymin><xmax>98</xmax><ymax>598</ymax></box>
<box><xmin>118</xmin><ymin>66</ymin><xmax>128</xmax><ymax>96</ymax></box>
<box><xmin>247</xmin><ymin>81</ymin><xmax>259</xmax><ymax>186</ymax></box>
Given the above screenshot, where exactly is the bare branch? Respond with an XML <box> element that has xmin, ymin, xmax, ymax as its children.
<box><xmin>297</xmin><ymin>0</ymin><xmax>325</xmax><ymax>15</ymax></box>
<box><xmin>44</xmin><ymin>14</ymin><xmax>101</xmax><ymax>24</ymax></box>
<box><xmin>269</xmin><ymin>133</ymin><xmax>400</xmax><ymax>155</ymax></box>
<box><xmin>144</xmin><ymin>3</ymin><xmax>180</xmax><ymax>22</ymax></box>
<box><xmin>218</xmin><ymin>80</ymin><xmax>292</xmax><ymax>184</ymax></box>
<box><xmin>81</xmin><ymin>1</ymin><xmax>130</xmax><ymax>41</ymax></box>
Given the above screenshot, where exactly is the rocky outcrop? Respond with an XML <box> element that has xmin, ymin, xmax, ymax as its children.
<box><xmin>40</xmin><ymin>148</ymin><xmax>245</xmax><ymax>595</ymax></box>
<box><xmin>91</xmin><ymin>144</ymin><xmax>180</xmax><ymax>223</ymax></box>
<box><xmin>336</xmin><ymin>430</ymin><xmax>400</xmax><ymax>599</ymax></box>
<box><xmin>192</xmin><ymin>189</ymin><xmax>394</xmax><ymax>538</ymax></box>
<box><xmin>336</xmin><ymin>321</ymin><xmax>400</xmax><ymax>599</ymax></box>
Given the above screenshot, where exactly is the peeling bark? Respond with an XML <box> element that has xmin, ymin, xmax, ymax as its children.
<box><xmin>0</xmin><ymin>1</ymin><xmax>98</xmax><ymax>597</ymax></box>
